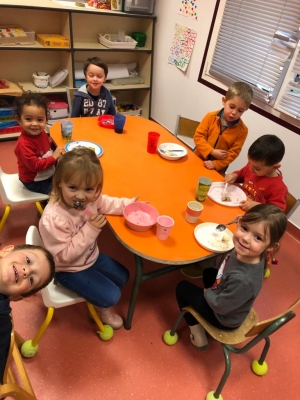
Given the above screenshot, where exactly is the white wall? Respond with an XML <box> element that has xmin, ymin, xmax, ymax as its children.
<box><xmin>151</xmin><ymin>0</ymin><xmax>300</xmax><ymax>201</ymax></box>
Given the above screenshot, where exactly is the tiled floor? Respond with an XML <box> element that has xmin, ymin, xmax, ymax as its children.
<box><xmin>1</xmin><ymin>139</ymin><xmax>300</xmax><ymax>400</ymax></box>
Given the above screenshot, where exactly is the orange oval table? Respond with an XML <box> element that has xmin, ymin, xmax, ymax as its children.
<box><xmin>51</xmin><ymin>116</ymin><xmax>242</xmax><ymax>329</ymax></box>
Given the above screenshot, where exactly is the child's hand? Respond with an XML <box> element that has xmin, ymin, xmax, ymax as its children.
<box><xmin>224</xmin><ymin>173</ymin><xmax>237</xmax><ymax>184</ymax></box>
<box><xmin>87</xmin><ymin>213</ymin><xmax>107</xmax><ymax>230</ymax></box>
<box><xmin>53</xmin><ymin>146</ymin><xmax>64</xmax><ymax>160</ymax></box>
<box><xmin>204</xmin><ymin>160</ymin><xmax>215</xmax><ymax>170</ymax></box>
<box><xmin>239</xmin><ymin>200</ymin><xmax>260</xmax><ymax>211</ymax></box>
<box><xmin>211</xmin><ymin>149</ymin><xmax>228</xmax><ymax>160</ymax></box>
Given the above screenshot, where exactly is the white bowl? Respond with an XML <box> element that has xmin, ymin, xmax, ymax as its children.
<box><xmin>158</xmin><ymin>143</ymin><xmax>187</xmax><ymax>161</ymax></box>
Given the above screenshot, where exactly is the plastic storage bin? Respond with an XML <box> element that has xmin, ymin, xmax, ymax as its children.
<box><xmin>131</xmin><ymin>32</ymin><xmax>146</xmax><ymax>47</ymax></box>
<box><xmin>116</xmin><ymin>103</ymin><xmax>142</xmax><ymax>116</ymax></box>
<box><xmin>123</xmin><ymin>0</ymin><xmax>155</xmax><ymax>14</ymax></box>
<box><xmin>98</xmin><ymin>34</ymin><xmax>137</xmax><ymax>49</ymax></box>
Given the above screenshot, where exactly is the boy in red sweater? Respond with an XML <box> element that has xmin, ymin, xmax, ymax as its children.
<box><xmin>225</xmin><ymin>134</ymin><xmax>288</xmax><ymax>212</ymax></box>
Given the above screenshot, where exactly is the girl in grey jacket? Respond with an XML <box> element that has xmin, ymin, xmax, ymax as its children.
<box><xmin>176</xmin><ymin>204</ymin><xmax>287</xmax><ymax>350</ymax></box>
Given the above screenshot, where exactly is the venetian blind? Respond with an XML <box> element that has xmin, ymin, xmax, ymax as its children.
<box><xmin>209</xmin><ymin>0</ymin><xmax>300</xmax><ymax>107</ymax></box>
<box><xmin>276</xmin><ymin>48</ymin><xmax>300</xmax><ymax>118</ymax></box>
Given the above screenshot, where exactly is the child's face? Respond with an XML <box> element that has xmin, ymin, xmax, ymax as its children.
<box><xmin>233</xmin><ymin>220</ymin><xmax>274</xmax><ymax>264</ymax></box>
<box><xmin>222</xmin><ymin>96</ymin><xmax>247</xmax><ymax>124</ymax></box>
<box><xmin>17</xmin><ymin>105</ymin><xmax>47</xmax><ymax>136</ymax></box>
<box><xmin>248</xmin><ymin>158</ymin><xmax>277</xmax><ymax>177</ymax></box>
<box><xmin>0</xmin><ymin>247</ymin><xmax>50</xmax><ymax>297</ymax></box>
<box><xmin>59</xmin><ymin>176</ymin><xmax>100</xmax><ymax>210</ymax></box>
<box><xmin>85</xmin><ymin>64</ymin><xmax>106</xmax><ymax>95</ymax></box>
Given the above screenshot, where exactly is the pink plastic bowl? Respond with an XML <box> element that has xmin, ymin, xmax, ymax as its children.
<box><xmin>123</xmin><ymin>202</ymin><xmax>159</xmax><ymax>232</ymax></box>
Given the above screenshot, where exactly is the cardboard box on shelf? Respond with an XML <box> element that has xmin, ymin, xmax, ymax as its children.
<box><xmin>36</xmin><ymin>34</ymin><xmax>70</xmax><ymax>48</ymax></box>
<box><xmin>46</xmin><ymin>96</ymin><xmax>69</xmax><ymax>119</ymax></box>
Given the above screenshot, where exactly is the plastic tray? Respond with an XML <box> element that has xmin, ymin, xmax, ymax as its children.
<box><xmin>97</xmin><ymin>115</ymin><xmax>114</xmax><ymax>129</ymax></box>
<box><xmin>98</xmin><ymin>34</ymin><xmax>137</xmax><ymax>49</ymax></box>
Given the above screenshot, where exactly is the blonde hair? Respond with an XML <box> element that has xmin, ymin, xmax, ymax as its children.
<box><xmin>225</xmin><ymin>82</ymin><xmax>253</xmax><ymax>108</ymax></box>
<box><xmin>51</xmin><ymin>147</ymin><xmax>103</xmax><ymax>203</ymax></box>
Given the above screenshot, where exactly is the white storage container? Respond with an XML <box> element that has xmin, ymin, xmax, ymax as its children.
<box><xmin>123</xmin><ymin>0</ymin><xmax>155</xmax><ymax>14</ymax></box>
<box><xmin>32</xmin><ymin>72</ymin><xmax>49</xmax><ymax>88</ymax></box>
<box><xmin>98</xmin><ymin>34</ymin><xmax>137</xmax><ymax>49</ymax></box>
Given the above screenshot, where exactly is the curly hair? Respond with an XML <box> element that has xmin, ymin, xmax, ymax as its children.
<box><xmin>13</xmin><ymin>91</ymin><xmax>49</xmax><ymax>120</ymax></box>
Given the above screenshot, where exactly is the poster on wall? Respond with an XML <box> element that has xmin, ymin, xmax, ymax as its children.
<box><xmin>168</xmin><ymin>23</ymin><xmax>197</xmax><ymax>72</ymax></box>
<box><xmin>178</xmin><ymin>0</ymin><xmax>198</xmax><ymax>20</ymax></box>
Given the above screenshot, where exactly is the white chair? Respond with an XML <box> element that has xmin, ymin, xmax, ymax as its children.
<box><xmin>21</xmin><ymin>226</ymin><xmax>113</xmax><ymax>358</ymax></box>
<box><xmin>66</xmin><ymin>87</ymin><xmax>77</xmax><ymax>116</ymax></box>
<box><xmin>174</xmin><ymin>115</ymin><xmax>199</xmax><ymax>150</ymax></box>
<box><xmin>0</xmin><ymin>167</ymin><xmax>49</xmax><ymax>233</ymax></box>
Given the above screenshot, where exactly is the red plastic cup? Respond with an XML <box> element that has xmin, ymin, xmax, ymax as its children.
<box><xmin>147</xmin><ymin>131</ymin><xmax>160</xmax><ymax>154</ymax></box>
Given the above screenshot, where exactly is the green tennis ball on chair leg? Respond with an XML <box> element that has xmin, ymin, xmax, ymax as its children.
<box><xmin>206</xmin><ymin>391</ymin><xmax>223</xmax><ymax>400</ymax></box>
<box><xmin>264</xmin><ymin>268</ymin><xmax>271</xmax><ymax>278</ymax></box>
<box><xmin>252</xmin><ymin>359</ymin><xmax>268</xmax><ymax>375</ymax></box>
<box><xmin>97</xmin><ymin>325</ymin><xmax>114</xmax><ymax>341</ymax></box>
<box><xmin>21</xmin><ymin>340</ymin><xmax>39</xmax><ymax>358</ymax></box>
<box><xmin>163</xmin><ymin>330</ymin><xmax>178</xmax><ymax>345</ymax></box>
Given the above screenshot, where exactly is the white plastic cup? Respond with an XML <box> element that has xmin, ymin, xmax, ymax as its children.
<box><xmin>185</xmin><ymin>201</ymin><xmax>203</xmax><ymax>223</ymax></box>
<box><xmin>117</xmin><ymin>30</ymin><xmax>125</xmax><ymax>42</ymax></box>
<box><xmin>156</xmin><ymin>215</ymin><xmax>174</xmax><ymax>240</ymax></box>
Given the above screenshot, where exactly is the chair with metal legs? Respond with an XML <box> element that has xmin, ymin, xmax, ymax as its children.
<box><xmin>163</xmin><ymin>298</ymin><xmax>300</xmax><ymax>400</ymax></box>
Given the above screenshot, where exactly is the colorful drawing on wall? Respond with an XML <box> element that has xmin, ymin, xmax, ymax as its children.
<box><xmin>178</xmin><ymin>0</ymin><xmax>198</xmax><ymax>20</ymax></box>
<box><xmin>168</xmin><ymin>23</ymin><xmax>197</xmax><ymax>72</ymax></box>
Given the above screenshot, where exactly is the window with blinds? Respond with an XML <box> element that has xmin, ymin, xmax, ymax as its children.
<box><xmin>275</xmin><ymin>49</ymin><xmax>300</xmax><ymax>118</ymax></box>
<box><xmin>199</xmin><ymin>0</ymin><xmax>300</xmax><ymax>132</ymax></box>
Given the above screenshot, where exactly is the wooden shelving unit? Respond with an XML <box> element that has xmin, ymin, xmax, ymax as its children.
<box><xmin>0</xmin><ymin>0</ymin><xmax>156</xmax><ymax>139</ymax></box>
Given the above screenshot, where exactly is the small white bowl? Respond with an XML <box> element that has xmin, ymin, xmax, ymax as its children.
<box><xmin>158</xmin><ymin>143</ymin><xmax>187</xmax><ymax>161</ymax></box>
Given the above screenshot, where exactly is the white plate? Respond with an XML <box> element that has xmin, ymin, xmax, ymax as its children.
<box><xmin>157</xmin><ymin>143</ymin><xmax>187</xmax><ymax>160</ymax></box>
<box><xmin>194</xmin><ymin>222</ymin><xmax>234</xmax><ymax>253</ymax></box>
<box><xmin>208</xmin><ymin>182</ymin><xmax>246</xmax><ymax>207</ymax></box>
<box><xmin>65</xmin><ymin>141</ymin><xmax>103</xmax><ymax>157</ymax></box>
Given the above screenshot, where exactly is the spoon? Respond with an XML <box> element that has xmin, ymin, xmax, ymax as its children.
<box><xmin>160</xmin><ymin>149</ymin><xmax>184</xmax><ymax>153</ymax></box>
<box><xmin>215</xmin><ymin>218</ymin><xmax>239</xmax><ymax>232</ymax></box>
<box><xmin>223</xmin><ymin>182</ymin><xmax>228</xmax><ymax>195</ymax></box>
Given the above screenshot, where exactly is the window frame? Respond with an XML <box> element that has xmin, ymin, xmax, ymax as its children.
<box><xmin>198</xmin><ymin>0</ymin><xmax>300</xmax><ymax>136</ymax></box>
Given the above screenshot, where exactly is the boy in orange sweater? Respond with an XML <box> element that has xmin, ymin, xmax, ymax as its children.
<box><xmin>194</xmin><ymin>82</ymin><xmax>253</xmax><ymax>174</ymax></box>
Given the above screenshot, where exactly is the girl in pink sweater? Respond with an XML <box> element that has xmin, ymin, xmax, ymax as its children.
<box><xmin>39</xmin><ymin>147</ymin><xmax>137</xmax><ymax>329</ymax></box>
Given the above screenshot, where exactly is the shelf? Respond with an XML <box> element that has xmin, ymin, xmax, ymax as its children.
<box><xmin>106</xmin><ymin>83</ymin><xmax>150</xmax><ymax>91</ymax></box>
<box><xmin>0</xmin><ymin>42</ymin><xmax>70</xmax><ymax>50</ymax></box>
<box><xmin>0</xmin><ymin>131</ymin><xmax>21</xmax><ymax>140</ymax></box>
<box><xmin>0</xmin><ymin>0</ymin><xmax>155</xmax><ymax>119</ymax></box>
<box><xmin>73</xmin><ymin>42</ymin><xmax>152</xmax><ymax>52</ymax></box>
<box><xmin>17</xmin><ymin>82</ymin><xmax>68</xmax><ymax>93</ymax></box>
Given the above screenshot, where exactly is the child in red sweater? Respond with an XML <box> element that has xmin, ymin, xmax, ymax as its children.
<box><xmin>225</xmin><ymin>134</ymin><xmax>288</xmax><ymax>211</ymax></box>
<box><xmin>14</xmin><ymin>92</ymin><xmax>63</xmax><ymax>194</ymax></box>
